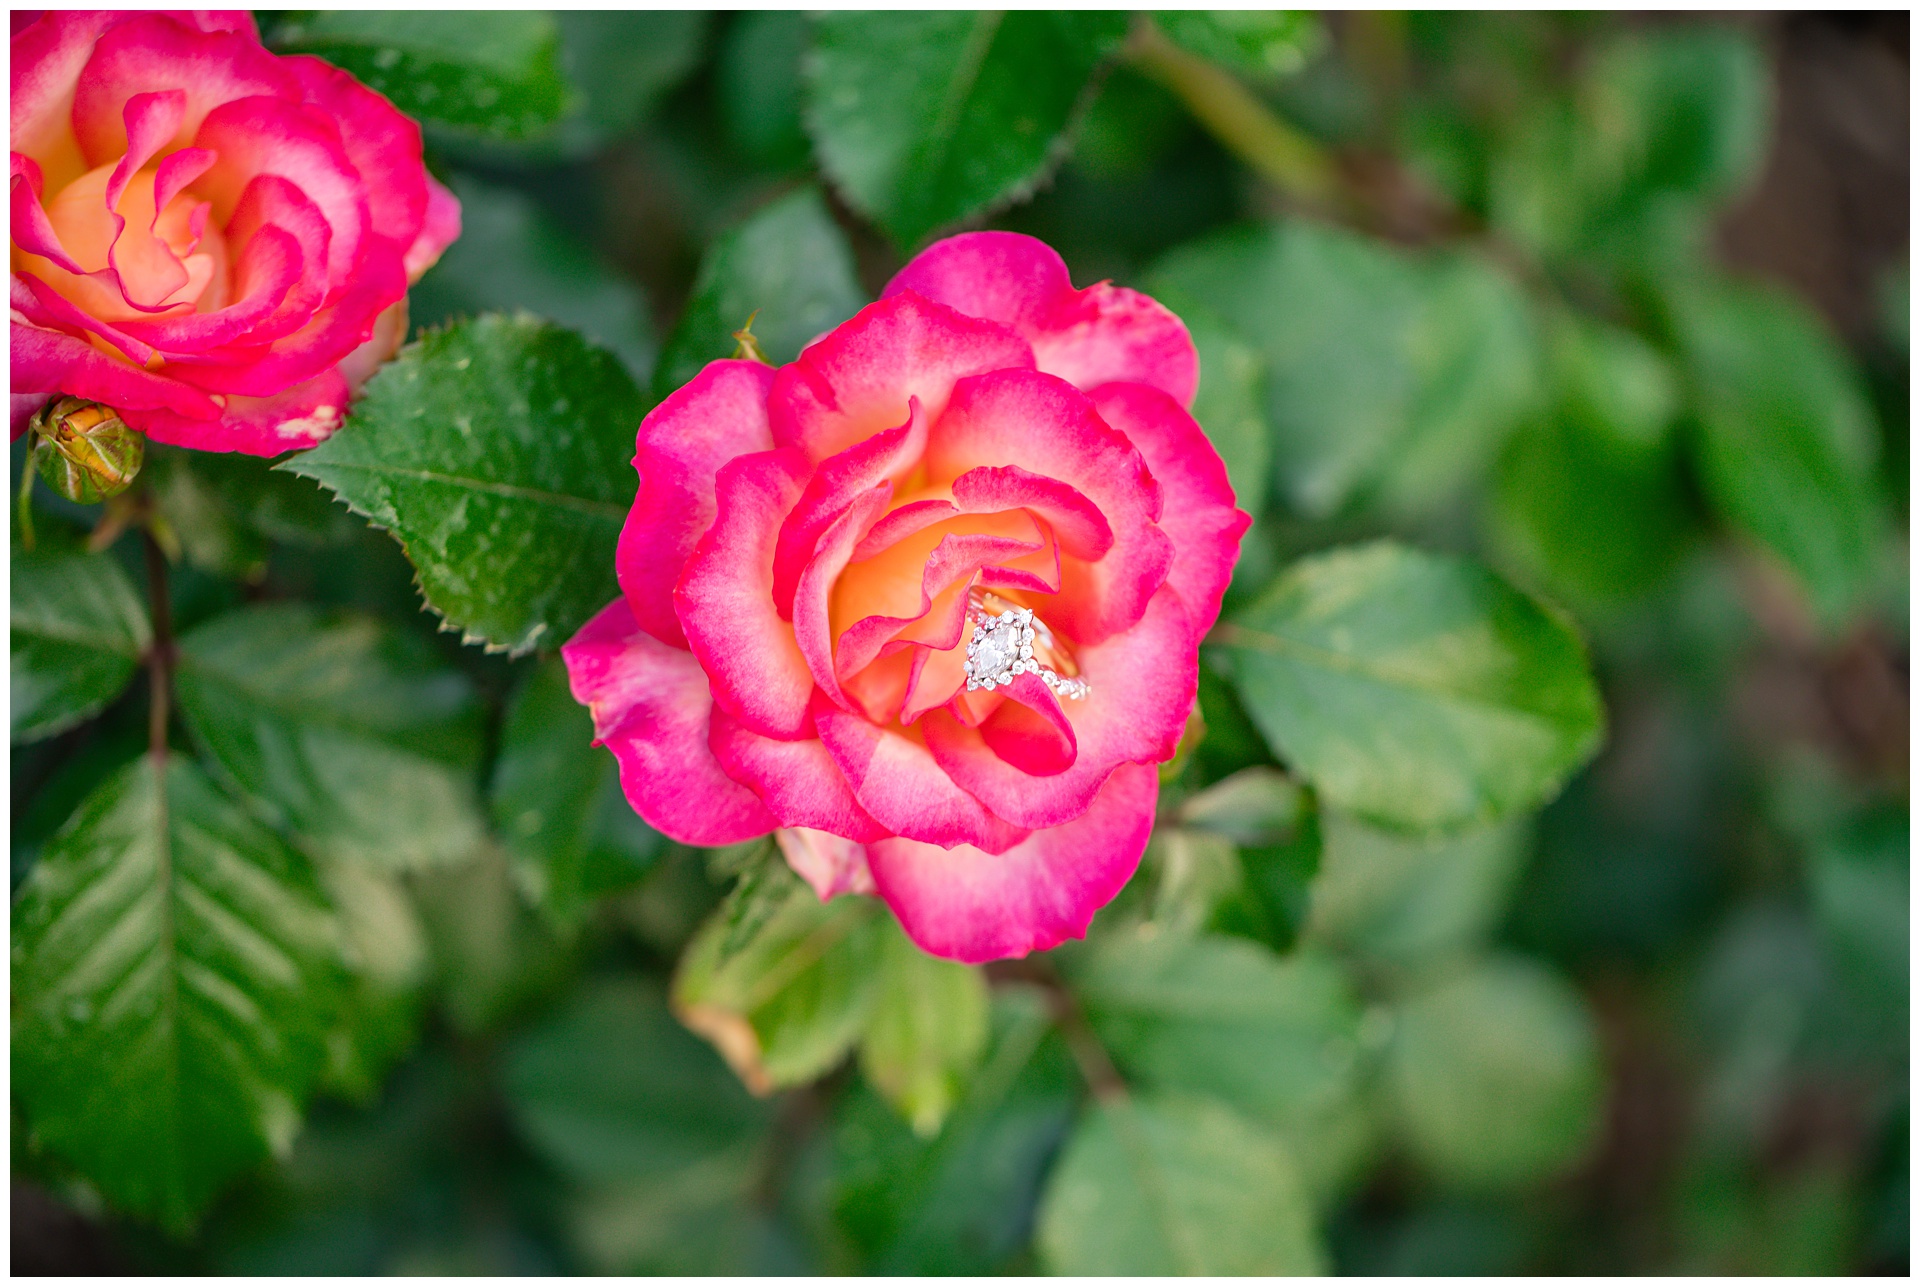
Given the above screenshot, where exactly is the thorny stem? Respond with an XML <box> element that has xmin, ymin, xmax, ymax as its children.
<box><xmin>143</xmin><ymin>526</ymin><xmax>173</xmax><ymax>762</ymax></box>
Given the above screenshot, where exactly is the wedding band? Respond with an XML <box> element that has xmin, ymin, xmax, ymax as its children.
<box><xmin>963</xmin><ymin>589</ymin><xmax>1089</xmax><ymax>700</ymax></box>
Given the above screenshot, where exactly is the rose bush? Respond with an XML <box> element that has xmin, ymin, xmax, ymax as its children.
<box><xmin>564</xmin><ymin>231</ymin><xmax>1248</xmax><ymax>963</ymax></box>
<box><xmin>10</xmin><ymin>9</ymin><xmax>459</xmax><ymax>454</ymax></box>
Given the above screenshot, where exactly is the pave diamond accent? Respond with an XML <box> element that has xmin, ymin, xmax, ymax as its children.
<box><xmin>964</xmin><ymin>605</ymin><xmax>1088</xmax><ymax>700</ymax></box>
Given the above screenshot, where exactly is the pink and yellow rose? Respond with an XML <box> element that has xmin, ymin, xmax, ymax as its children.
<box><xmin>565</xmin><ymin>232</ymin><xmax>1248</xmax><ymax>963</ymax></box>
<box><xmin>10</xmin><ymin>10</ymin><xmax>459</xmax><ymax>454</ymax></box>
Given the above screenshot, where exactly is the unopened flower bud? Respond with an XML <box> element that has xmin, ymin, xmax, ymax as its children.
<box><xmin>28</xmin><ymin>397</ymin><xmax>144</xmax><ymax>503</ymax></box>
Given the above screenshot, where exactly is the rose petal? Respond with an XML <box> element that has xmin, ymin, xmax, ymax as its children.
<box><xmin>776</xmin><ymin>827</ymin><xmax>876</xmax><ymax>900</ymax></box>
<box><xmin>814</xmin><ymin>695</ymin><xmax>1029</xmax><ymax>855</ymax></box>
<box><xmin>140</xmin><ymin>365</ymin><xmax>350</xmax><ymax>455</ymax></box>
<box><xmin>951</xmin><ymin>462</ymin><xmax>1113</xmax><ymax>559</ymax></box>
<box><xmin>170</xmin><ymin>237</ymin><xmax>408</xmax><ymax>396</ymax></box>
<box><xmin>14</xmin><ymin>270</ymin><xmax>158</xmax><ymax>367</ymax></box>
<box><xmin>710</xmin><ymin>707</ymin><xmax>889</xmax><ymax>843</ymax></box>
<box><xmin>885</xmin><ymin>231</ymin><xmax>1199</xmax><ymax>406</ymax></box>
<box><xmin>675</xmin><ymin>447</ymin><xmax>818</xmax><ymax>739</ymax></box>
<box><xmin>73</xmin><ymin>13</ymin><xmax>299</xmax><ymax>168</ymax></box>
<box><xmin>865</xmin><ymin>761</ymin><xmax>1159</xmax><ymax>963</ymax></box>
<box><xmin>333</xmin><ymin>296</ymin><xmax>409</xmax><ymax>395</ymax></box>
<box><xmin>119</xmin><ymin>175</ymin><xmax>325</xmax><ymax>351</ymax></box>
<box><xmin>927</xmin><ymin>367</ymin><xmax>1173</xmax><ymax>644</ymax></box>
<box><xmin>619</xmin><ymin>359</ymin><xmax>777</xmax><ymax>648</ymax></box>
<box><xmin>834</xmin><ymin>526</ymin><xmax>1042</xmax><ymax>680</ymax></box>
<box><xmin>793</xmin><ymin>481</ymin><xmax>893</xmax><ymax>707</ymax></box>
<box><xmin>1091</xmin><ymin>382</ymin><xmax>1250</xmax><ymax>635</ymax></box>
<box><xmin>899</xmin><ymin>639</ymin><xmax>970</xmax><ymax>724</ymax></box>
<box><xmin>282</xmin><ymin>53</ymin><xmax>429</xmax><ymax>256</ymax></box>
<box><xmin>191</xmin><ymin>93</ymin><xmax>368</xmax><ymax>289</ymax></box>
<box><xmin>11</xmin><ymin>314</ymin><xmax>217</xmax><ymax>423</ymax></box>
<box><xmin>768</xmin><ymin>289</ymin><xmax>1033</xmax><ymax>463</ymax></box>
<box><xmin>562</xmin><ymin>597</ymin><xmax>777</xmax><ymax>847</ymax></box>
<box><xmin>851</xmin><ymin>496</ymin><xmax>959</xmax><ymax>560</ymax></box>
<box><xmin>10</xmin><ymin>153</ymin><xmax>86</xmax><ymax>274</ymax></box>
<box><xmin>770</xmin><ymin>395</ymin><xmax>926</xmax><ymax>614</ymax></box>
<box><xmin>406</xmin><ymin>173</ymin><xmax>461</xmax><ymax>282</ymax></box>
<box><xmin>12</xmin><ymin>12</ymin><xmax>120</xmax><ymax>178</ymax></box>
<box><xmin>975</xmin><ymin>671</ymin><xmax>1078</xmax><ymax>776</ymax></box>
<box><xmin>922</xmin><ymin>585</ymin><xmax>1197</xmax><ymax>828</ymax></box>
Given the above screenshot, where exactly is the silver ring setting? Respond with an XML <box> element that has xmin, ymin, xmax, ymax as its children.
<box><xmin>963</xmin><ymin>599</ymin><xmax>1089</xmax><ymax>700</ymax></box>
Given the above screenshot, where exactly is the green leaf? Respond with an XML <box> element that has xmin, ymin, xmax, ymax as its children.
<box><xmin>1130</xmin><ymin>827</ymin><xmax>1242</xmax><ymax>937</ymax></box>
<box><xmin>11</xmin><ymin>755</ymin><xmax>346</xmax><ymax>1232</ymax></box>
<box><xmin>673</xmin><ymin>882</ymin><xmax>886</xmax><ymax>1092</ymax></box>
<box><xmin>1065</xmin><ymin>930</ymin><xmax>1370</xmax><ymax>1202</ymax></box>
<box><xmin>706</xmin><ymin>835</ymin><xmax>801</xmax><ymax>961</ymax></box>
<box><xmin>1494</xmin><ymin>415</ymin><xmax>1695</xmax><ymax>609</ymax></box>
<box><xmin>857</xmin><ymin>920</ymin><xmax>990</xmax><ymax>1136</ymax></box>
<box><xmin>1069</xmin><ymin>64</ymin><xmax>1191</xmax><ymax>179</ymax></box>
<box><xmin>11</xmin><ymin>543</ymin><xmax>150</xmax><ymax>742</ymax></box>
<box><xmin>1489</xmin><ymin>28</ymin><xmax>1768</xmax><ymax>266</ymax></box>
<box><xmin>1037</xmin><ymin>1092</ymin><xmax>1327</xmax><ymax>1274</ymax></box>
<box><xmin>1150</xmin><ymin>223</ymin><xmax>1539</xmax><ymax>519</ymax></box>
<box><xmin>148</xmin><ymin>445</ymin><xmax>362</xmax><ymax>582</ymax></box>
<box><xmin>1549</xmin><ymin>313</ymin><xmax>1682</xmax><ymax>453</ymax></box>
<box><xmin>1492</xmin><ymin>317</ymin><xmax>1694</xmax><ymax>606</ymax></box>
<box><xmin>1369</xmin><ymin>251</ymin><xmax>1541</xmax><ymax>517</ymax></box>
<box><xmin>1305</xmin><ymin>813</ymin><xmax>1530</xmax><ymax>973</ymax></box>
<box><xmin>1385</xmin><ymin>955</ymin><xmax>1604</xmax><ymax>1190</ymax></box>
<box><xmin>568</xmin><ymin>1175</ymin><xmax>794</xmax><ymax>1276</ymax></box>
<box><xmin>831</xmin><ymin>985</ymin><xmax>1078</xmax><ymax>1273</ymax></box>
<box><xmin>1217</xmin><ymin>540</ymin><xmax>1604</xmax><ymax>833</ymax></box>
<box><xmin>505</xmin><ymin>975</ymin><xmax>772</xmax><ymax>1183</ymax></box>
<box><xmin>407</xmin><ymin>175</ymin><xmax>656</xmax><ymax>383</ymax></box>
<box><xmin>1584</xmin><ymin>28</ymin><xmax>1770</xmax><ymax>206</ymax></box>
<box><xmin>506</xmin><ymin>976</ymin><xmax>776</xmax><ymax>1272</ymax></box>
<box><xmin>491</xmin><ymin>656</ymin><xmax>662</xmax><ymax>923</ymax></box>
<box><xmin>1151</xmin><ymin>11</ymin><xmax>1323</xmax><ymax>79</ymax></box>
<box><xmin>1173</xmin><ymin>300</ymin><xmax>1271</xmax><ymax>519</ymax></box>
<box><xmin>283</xmin><ymin>313</ymin><xmax>644</xmax><ymax>653</ymax></box>
<box><xmin>1671</xmin><ymin>279</ymin><xmax>1885</xmax><ymax>625</ymax></box>
<box><xmin>272</xmin><ymin>11</ymin><xmax>570</xmax><ymax>141</ymax></box>
<box><xmin>720</xmin><ymin>11</ymin><xmax>811</xmax><ymax>167</ymax></box>
<box><xmin>546</xmin><ymin>11</ymin><xmax>708</xmax><ymax>154</ymax></box>
<box><xmin>174</xmin><ymin>603</ymin><xmax>485</xmax><ymax>873</ymax></box>
<box><xmin>1164</xmin><ymin>767</ymin><xmax>1322</xmax><ymax>952</ymax></box>
<box><xmin>1808</xmin><ymin>807</ymin><xmax>1908</xmax><ymax>1024</ymax></box>
<box><xmin>316</xmin><ymin>856</ymin><xmax>429</xmax><ymax>1103</ymax></box>
<box><xmin>652</xmin><ymin>187</ymin><xmax>866</xmax><ymax>401</ymax></box>
<box><xmin>805</xmin><ymin>11</ymin><xmax>1132</xmax><ymax>246</ymax></box>
<box><xmin>1175</xmin><ymin>765</ymin><xmax>1306</xmax><ymax>846</ymax></box>
<box><xmin>411</xmin><ymin>842</ymin><xmax>568</xmax><ymax>1036</ymax></box>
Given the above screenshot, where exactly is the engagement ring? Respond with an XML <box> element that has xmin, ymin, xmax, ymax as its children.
<box><xmin>963</xmin><ymin>589</ymin><xmax>1089</xmax><ymax>700</ymax></box>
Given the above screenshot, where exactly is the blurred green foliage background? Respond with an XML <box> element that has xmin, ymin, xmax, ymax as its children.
<box><xmin>12</xmin><ymin>10</ymin><xmax>1908</xmax><ymax>1275</ymax></box>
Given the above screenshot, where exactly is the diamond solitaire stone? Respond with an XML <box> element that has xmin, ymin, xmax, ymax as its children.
<box><xmin>965</xmin><ymin>611</ymin><xmax>1029</xmax><ymax>691</ymax></box>
<box><xmin>964</xmin><ymin>604</ymin><xmax>1085</xmax><ymax>699</ymax></box>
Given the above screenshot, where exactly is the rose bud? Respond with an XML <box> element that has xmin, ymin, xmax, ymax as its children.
<box><xmin>28</xmin><ymin>395</ymin><xmax>143</xmax><ymax>502</ymax></box>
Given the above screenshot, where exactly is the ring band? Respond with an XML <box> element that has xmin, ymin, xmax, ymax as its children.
<box><xmin>963</xmin><ymin>589</ymin><xmax>1089</xmax><ymax>700</ymax></box>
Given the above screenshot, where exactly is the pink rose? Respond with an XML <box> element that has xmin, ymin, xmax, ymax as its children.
<box><xmin>564</xmin><ymin>232</ymin><xmax>1249</xmax><ymax>963</ymax></box>
<box><xmin>10</xmin><ymin>10</ymin><xmax>460</xmax><ymax>455</ymax></box>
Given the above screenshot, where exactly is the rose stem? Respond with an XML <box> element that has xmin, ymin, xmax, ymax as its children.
<box><xmin>143</xmin><ymin>524</ymin><xmax>173</xmax><ymax>763</ymax></box>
